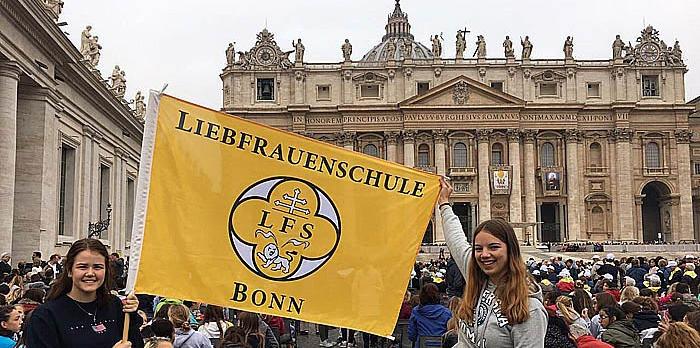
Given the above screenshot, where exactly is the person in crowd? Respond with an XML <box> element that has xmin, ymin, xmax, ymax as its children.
<box><xmin>556</xmin><ymin>295</ymin><xmax>589</xmax><ymax>327</ymax></box>
<box><xmin>445</xmin><ymin>256</ymin><xmax>465</xmax><ymax>298</ymax></box>
<box><xmin>0</xmin><ymin>305</ymin><xmax>22</xmax><ymax>348</ymax></box>
<box><xmin>408</xmin><ymin>283</ymin><xmax>450</xmax><ymax>347</ymax></box>
<box><xmin>569</xmin><ymin>323</ymin><xmax>613</xmax><ymax>348</ymax></box>
<box><xmin>556</xmin><ymin>269</ymin><xmax>575</xmax><ymax>293</ymax></box>
<box><xmin>238</xmin><ymin>311</ymin><xmax>265</xmax><ymax>348</ymax></box>
<box><xmin>399</xmin><ymin>290</ymin><xmax>413</xmax><ymax>320</ymax></box>
<box><xmin>544</xmin><ymin>305</ymin><xmax>577</xmax><ymax>348</ymax></box>
<box><xmin>626</xmin><ymin>258</ymin><xmax>647</xmax><ymax>287</ymax></box>
<box><xmin>600</xmin><ymin>305</ymin><xmax>641</xmax><ymax>348</ymax></box>
<box><xmin>143</xmin><ymin>318</ymin><xmax>176</xmax><ymax>348</ymax></box>
<box><xmin>655</xmin><ymin>322</ymin><xmax>700</xmax><ymax>348</ymax></box>
<box><xmin>43</xmin><ymin>253</ymin><xmax>62</xmax><ymax>280</ymax></box>
<box><xmin>438</xmin><ymin>177</ymin><xmax>547</xmax><ymax>347</ymax></box>
<box><xmin>339</xmin><ymin>328</ymin><xmax>356</xmax><ymax>348</ymax></box>
<box><xmin>620</xmin><ymin>286</ymin><xmax>640</xmax><ymax>303</ymax></box>
<box><xmin>602</xmin><ymin>279</ymin><xmax>621</xmax><ymax>302</ymax></box>
<box><xmin>16</xmin><ymin>287</ymin><xmax>43</xmax><ymax>324</ymax></box>
<box><xmin>168</xmin><ymin>304</ymin><xmax>212</xmax><ymax>348</ymax></box>
<box><xmin>572</xmin><ymin>288</ymin><xmax>595</xmax><ymax>322</ymax></box>
<box><xmin>681</xmin><ymin>263</ymin><xmax>699</xmax><ymax>295</ymax></box>
<box><xmin>197</xmin><ymin>305</ymin><xmax>233</xmax><ymax>346</ymax></box>
<box><xmin>685</xmin><ymin>309</ymin><xmax>700</xmax><ymax>332</ymax></box>
<box><xmin>591</xmin><ymin>291</ymin><xmax>618</xmax><ymax>338</ymax></box>
<box><xmin>220</xmin><ymin>326</ymin><xmax>252</xmax><ymax>348</ymax></box>
<box><xmin>598</xmin><ymin>254</ymin><xmax>622</xmax><ymax>287</ymax></box>
<box><xmin>0</xmin><ymin>254</ymin><xmax>10</xmax><ymax>278</ymax></box>
<box><xmin>24</xmin><ymin>238</ymin><xmax>142</xmax><ymax>348</ymax></box>
<box><xmin>441</xmin><ymin>296</ymin><xmax>461</xmax><ymax>348</ymax></box>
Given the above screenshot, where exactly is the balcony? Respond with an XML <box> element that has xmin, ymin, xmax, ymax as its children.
<box><xmin>585</xmin><ymin>166</ymin><xmax>608</xmax><ymax>176</ymax></box>
<box><xmin>414</xmin><ymin>165</ymin><xmax>437</xmax><ymax>174</ymax></box>
<box><xmin>448</xmin><ymin>167</ymin><xmax>477</xmax><ymax>177</ymax></box>
<box><xmin>643</xmin><ymin>167</ymin><xmax>670</xmax><ymax>177</ymax></box>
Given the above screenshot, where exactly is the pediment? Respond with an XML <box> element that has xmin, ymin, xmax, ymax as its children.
<box><xmin>399</xmin><ymin>75</ymin><xmax>524</xmax><ymax>108</ymax></box>
<box><xmin>352</xmin><ymin>71</ymin><xmax>388</xmax><ymax>83</ymax></box>
<box><xmin>531</xmin><ymin>70</ymin><xmax>566</xmax><ymax>82</ymax></box>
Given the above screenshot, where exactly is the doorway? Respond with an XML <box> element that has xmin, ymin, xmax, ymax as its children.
<box><xmin>541</xmin><ymin>202</ymin><xmax>561</xmax><ymax>242</ymax></box>
<box><xmin>422</xmin><ymin>220</ymin><xmax>434</xmax><ymax>244</ymax></box>
<box><xmin>453</xmin><ymin>202</ymin><xmax>473</xmax><ymax>241</ymax></box>
<box><xmin>641</xmin><ymin>181</ymin><xmax>671</xmax><ymax>242</ymax></box>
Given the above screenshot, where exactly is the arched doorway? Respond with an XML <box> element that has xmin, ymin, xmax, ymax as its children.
<box><xmin>422</xmin><ymin>220</ymin><xmax>434</xmax><ymax>244</ymax></box>
<box><xmin>641</xmin><ymin>181</ymin><xmax>671</xmax><ymax>242</ymax></box>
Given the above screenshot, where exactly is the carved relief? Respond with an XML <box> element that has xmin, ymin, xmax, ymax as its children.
<box><xmin>385</xmin><ymin>131</ymin><xmax>400</xmax><ymax>145</ymax></box>
<box><xmin>522</xmin><ymin>129</ymin><xmax>539</xmax><ymax>143</ymax></box>
<box><xmin>626</xmin><ymin>25</ymin><xmax>684</xmax><ymax>66</ymax></box>
<box><xmin>674</xmin><ymin>129</ymin><xmax>692</xmax><ymax>143</ymax></box>
<box><xmin>506</xmin><ymin>129</ymin><xmax>521</xmax><ymax>142</ymax></box>
<box><xmin>237</xmin><ymin>29</ymin><xmax>294</xmax><ymax>70</ymax></box>
<box><xmin>402</xmin><ymin>130</ymin><xmax>416</xmax><ymax>142</ymax></box>
<box><xmin>434</xmin><ymin>67</ymin><xmax>442</xmax><ymax>77</ymax></box>
<box><xmin>564</xmin><ymin>129</ymin><xmax>581</xmax><ymax>142</ymax></box>
<box><xmin>452</xmin><ymin>81</ymin><xmax>469</xmax><ymax>105</ymax></box>
<box><xmin>433</xmin><ymin>130</ymin><xmax>448</xmax><ymax>143</ymax></box>
<box><xmin>609</xmin><ymin>128</ymin><xmax>633</xmax><ymax>142</ymax></box>
<box><xmin>476</xmin><ymin>129</ymin><xmax>492</xmax><ymax>142</ymax></box>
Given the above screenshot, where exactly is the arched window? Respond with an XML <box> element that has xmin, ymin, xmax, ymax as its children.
<box><xmin>540</xmin><ymin>142</ymin><xmax>555</xmax><ymax>167</ymax></box>
<box><xmin>589</xmin><ymin>142</ymin><xmax>602</xmax><ymax>167</ymax></box>
<box><xmin>417</xmin><ymin>144</ymin><xmax>430</xmax><ymax>166</ymax></box>
<box><xmin>591</xmin><ymin>206</ymin><xmax>604</xmax><ymax>232</ymax></box>
<box><xmin>645</xmin><ymin>142</ymin><xmax>661</xmax><ymax>168</ymax></box>
<box><xmin>491</xmin><ymin>143</ymin><xmax>503</xmax><ymax>165</ymax></box>
<box><xmin>453</xmin><ymin>142</ymin><xmax>468</xmax><ymax>167</ymax></box>
<box><xmin>362</xmin><ymin>144</ymin><xmax>379</xmax><ymax>157</ymax></box>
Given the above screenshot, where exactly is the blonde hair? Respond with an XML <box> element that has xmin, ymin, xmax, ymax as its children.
<box><xmin>555</xmin><ymin>296</ymin><xmax>580</xmax><ymax>325</ymax></box>
<box><xmin>446</xmin><ymin>296</ymin><xmax>462</xmax><ymax>331</ymax></box>
<box><xmin>620</xmin><ymin>286</ymin><xmax>640</xmax><ymax>303</ymax></box>
<box><xmin>167</xmin><ymin>304</ymin><xmax>191</xmax><ymax>331</ymax></box>
<box><xmin>655</xmin><ymin>322</ymin><xmax>700</xmax><ymax>348</ymax></box>
<box><xmin>459</xmin><ymin>220</ymin><xmax>532</xmax><ymax>325</ymax></box>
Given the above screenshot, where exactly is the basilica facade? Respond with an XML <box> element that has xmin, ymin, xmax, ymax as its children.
<box><xmin>0</xmin><ymin>0</ymin><xmax>143</xmax><ymax>261</ymax></box>
<box><xmin>221</xmin><ymin>1</ymin><xmax>699</xmax><ymax>244</ymax></box>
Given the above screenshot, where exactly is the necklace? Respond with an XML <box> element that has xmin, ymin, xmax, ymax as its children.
<box><xmin>72</xmin><ymin>299</ymin><xmax>107</xmax><ymax>334</ymax></box>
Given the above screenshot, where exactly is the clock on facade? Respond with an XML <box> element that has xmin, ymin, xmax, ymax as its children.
<box><xmin>639</xmin><ymin>42</ymin><xmax>660</xmax><ymax>63</ymax></box>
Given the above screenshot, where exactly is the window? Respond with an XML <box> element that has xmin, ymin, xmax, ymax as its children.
<box><xmin>591</xmin><ymin>206</ymin><xmax>604</xmax><ymax>232</ymax></box>
<box><xmin>317</xmin><ymin>85</ymin><xmax>330</xmax><ymax>101</ymax></box>
<box><xmin>362</xmin><ymin>144</ymin><xmax>379</xmax><ymax>157</ymax></box>
<box><xmin>126</xmin><ymin>177</ymin><xmax>135</xmax><ymax>243</ymax></box>
<box><xmin>453</xmin><ymin>142</ymin><xmax>468</xmax><ymax>167</ymax></box>
<box><xmin>540</xmin><ymin>142</ymin><xmax>555</xmax><ymax>167</ymax></box>
<box><xmin>256</xmin><ymin>78</ymin><xmax>275</xmax><ymax>101</ymax></box>
<box><xmin>539</xmin><ymin>83</ymin><xmax>558</xmax><ymax>96</ymax></box>
<box><xmin>99</xmin><ymin>164</ymin><xmax>111</xmax><ymax>225</ymax></box>
<box><xmin>587</xmin><ymin>82</ymin><xmax>601</xmax><ymax>97</ymax></box>
<box><xmin>645</xmin><ymin>142</ymin><xmax>661</xmax><ymax>168</ymax></box>
<box><xmin>417</xmin><ymin>82</ymin><xmax>430</xmax><ymax>96</ymax></box>
<box><xmin>694</xmin><ymin>163</ymin><xmax>700</xmax><ymax>175</ymax></box>
<box><xmin>589</xmin><ymin>142</ymin><xmax>602</xmax><ymax>167</ymax></box>
<box><xmin>58</xmin><ymin>145</ymin><xmax>76</xmax><ymax>236</ymax></box>
<box><xmin>417</xmin><ymin>144</ymin><xmax>430</xmax><ymax>166</ymax></box>
<box><xmin>360</xmin><ymin>84</ymin><xmax>380</xmax><ymax>98</ymax></box>
<box><xmin>490</xmin><ymin>81</ymin><xmax>504</xmax><ymax>92</ymax></box>
<box><xmin>491</xmin><ymin>143</ymin><xmax>504</xmax><ymax>165</ymax></box>
<box><xmin>642</xmin><ymin>75</ymin><xmax>659</xmax><ymax>97</ymax></box>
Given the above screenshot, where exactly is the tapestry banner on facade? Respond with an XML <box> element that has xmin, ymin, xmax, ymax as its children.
<box><xmin>127</xmin><ymin>93</ymin><xmax>439</xmax><ymax>337</ymax></box>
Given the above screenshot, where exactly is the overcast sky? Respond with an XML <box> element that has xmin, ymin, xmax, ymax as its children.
<box><xmin>61</xmin><ymin>0</ymin><xmax>699</xmax><ymax>109</ymax></box>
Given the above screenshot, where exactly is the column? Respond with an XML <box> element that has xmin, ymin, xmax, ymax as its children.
<box><xmin>507</xmin><ymin>129</ymin><xmax>523</xmax><ymax>239</ymax></box>
<box><xmin>0</xmin><ymin>61</ymin><xmax>21</xmax><ymax>255</ymax></box>
<box><xmin>402</xmin><ymin>130</ymin><xmax>415</xmax><ymax>167</ymax></box>
<box><xmin>112</xmin><ymin>148</ymin><xmax>123</xmax><ymax>249</ymax></box>
<box><xmin>634</xmin><ymin>195</ymin><xmax>644</xmax><ymax>241</ymax></box>
<box><xmin>613</xmin><ymin>128</ymin><xmax>634</xmax><ymax>240</ymax></box>
<box><xmin>476</xmin><ymin>129</ymin><xmax>491</xmax><ymax>222</ymax></box>
<box><xmin>340</xmin><ymin>131</ymin><xmax>355</xmax><ymax>151</ymax></box>
<box><xmin>564</xmin><ymin>130</ymin><xmax>582</xmax><ymax>241</ymax></box>
<box><xmin>523</xmin><ymin>130</ymin><xmax>538</xmax><ymax>245</ymax></box>
<box><xmin>385</xmin><ymin>131</ymin><xmax>399</xmax><ymax>162</ymax></box>
<box><xmin>433</xmin><ymin>130</ymin><xmax>448</xmax><ymax>242</ymax></box>
<box><xmin>80</xmin><ymin>126</ymin><xmax>95</xmax><ymax>238</ymax></box>
<box><xmin>559</xmin><ymin>204</ymin><xmax>567</xmax><ymax>240</ymax></box>
<box><xmin>536</xmin><ymin>203</ymin><xmax>542</xmax><ymax>242</ymax></box>
<box><xmin>675</xmin><ymin>129</ymin><xmax>694</xmax><ymax>241</ymax></box>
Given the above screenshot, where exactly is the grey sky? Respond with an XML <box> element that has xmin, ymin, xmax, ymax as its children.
<box><xmin>61</xmin><ymin>0</ymin><xmax>699</xmax><ymax>109</ymax></box>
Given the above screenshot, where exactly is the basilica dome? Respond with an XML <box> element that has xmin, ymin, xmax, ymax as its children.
<box><xmin>360</xmin><ymin>0</ymin><xmax>434</xmax><ymax>62</ymax></box>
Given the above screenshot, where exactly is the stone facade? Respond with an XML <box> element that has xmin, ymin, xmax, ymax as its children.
<box><xmin>221</xmin><ymin>1</ymin><xmax>698</xmax><ymax>244</ymax></box>
<box><xmin>0</xmin><ymin>0</ymin><xmax>142</xmax><ymax>262</ymax></box>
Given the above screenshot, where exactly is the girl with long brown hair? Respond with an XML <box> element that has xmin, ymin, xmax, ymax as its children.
<box><xmin>23</xmin><ymin>238</ymin><xmax>142</xmax><ymax>348</ymax></box>
<box><xmin>438</xmin><ymin>177</ymin><xmax>547</xmax><ymax>347</ymax></box>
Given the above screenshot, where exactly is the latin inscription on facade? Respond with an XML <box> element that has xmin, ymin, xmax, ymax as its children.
<box><xmin>300</xmin><ymin>113</ymin><xmax>612</xmax><ymax>125</ymax></box>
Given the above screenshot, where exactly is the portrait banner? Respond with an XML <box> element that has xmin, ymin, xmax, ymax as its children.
<box><xmin>126</xmin><ymin>93</ymin><xmax>439</xmax><ymax>337</ymax></box>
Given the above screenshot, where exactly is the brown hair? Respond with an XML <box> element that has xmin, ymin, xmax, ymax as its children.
<box><xmin>47</xmin><ymin>238</ymin><xmax>113</xmax><ymax>307</ymax></box>
<box><xmin>419</xmin><ymin>283</ymin><xmax>440</xmax><ymax>306</ymax></box>
<box><xmin>168</xmin><ymin>304</ymin><xmax>191</xmax><ymax>331</ymax></box>
<box><xmin>686</xmin><ymin>310</ymin><xmax>700</xmax><ymax>332</ymax></box>
<box><xmin>556</xmin><ymin>296</ymin><xmax>581</xmax><ymax>325</ymax></box>
<box><xmin>446</xmin><ymin>296</ymin><xmax>462</xmax><ymax>331</ymax></box>
<box><xmin>655</xmin><ymin>322</ymin><xmax>700</xmax><ymax>348</ymax></box>
<box><xmin>632</xmin><ymin>296</ymin><xmax>659</xmax><ymax>312</ymax></box>
<box><xmin>458</xmin><ymin>219</ymin><xmax>532</xmax><ymax>325</ymax></box>
<box><xmin>594</xmin><ymin>292</ymin><xmax>616</xmax><ymax>312</ymax></box>
<box><xmin>571</xmin><ymin>289</ymin><xmax>595</xmax><ymax>320</ymax></box>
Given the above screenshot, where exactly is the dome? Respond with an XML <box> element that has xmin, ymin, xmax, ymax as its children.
<box><xmin>360</xmin><ymin>0</ymin><xmax>434</xmax><ymax>62</ymax></box>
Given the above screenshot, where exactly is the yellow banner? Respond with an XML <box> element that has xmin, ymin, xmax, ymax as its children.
<box><xmin>132</xmin><ymin>94</ymin><xmax>439</xmax><ymax>336</ymax></box>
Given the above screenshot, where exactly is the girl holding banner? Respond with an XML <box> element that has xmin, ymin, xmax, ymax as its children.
<box><xmin>438</xmin><ymin>177</ymin><xmax>547</xmax><ymax>347</ymax></box>
<box><xmin>24</xmin><ymin>239</ymin><xmax>143</xmax><ymax>347</ymax></box>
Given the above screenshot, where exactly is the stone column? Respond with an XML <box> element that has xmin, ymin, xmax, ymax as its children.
<box><xmin>385</xmin><ymin>131</ymin><xmax>399</xmax><ymax>162</ymax></box>
<box><xmin>476</xmin><ymin>129</ymin><xmax>492</xmax><ymax>222</ymax></box>
<box><xmin>433</xmin><ymin>130</ymin><xmax>448</xmax><ymax>242</ymax></box>
<box><xmin>634</xmin><ymin>195</ymin><xmax>644</xmax><ymax>241</ymax></box>
<box><xmin>675</xmin><ymin>129</ymin><xmax>694</xmax><ymax>241</ymax></box>
<box><xmin>507</xmin><ymin>129</ymin><xmax>523</xmax><ymax>238</ymax></box>
<box><xmin>112</xmin><ymin>148</ymin><xmax>123</xmax><ymax>249</ymax></box>
<box><xmin>403</xmin><ymin>130</ymin><xmax>415</xmax><ymax>167</ymax></box>
<box><xmin>564</xmin><ymin>130</ymin><xmax>582</xmax><ymax>241</ymax></box>
<box><xmin>522</xmin><ymin>130</ymin><xmax>538</xmax><ymax>245</ymax></box>
<box><xmin>80</xmin><ymin>125</ymin><xmax>95</xmax><ymax>237</ymax></box>
<box><xmin>612</xmin><ymin>128</ymin><xmax>634</xmax><ymax>240</ymax></box>
<box><xmin>0</xmin><ymin>61</ymin><xmax>21</xmax><ymax>255</ymax></box>
<box><xmin>340</xmin><ymin>131</ymin><xmax>355</xmax><ymax>151</ymax></box>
